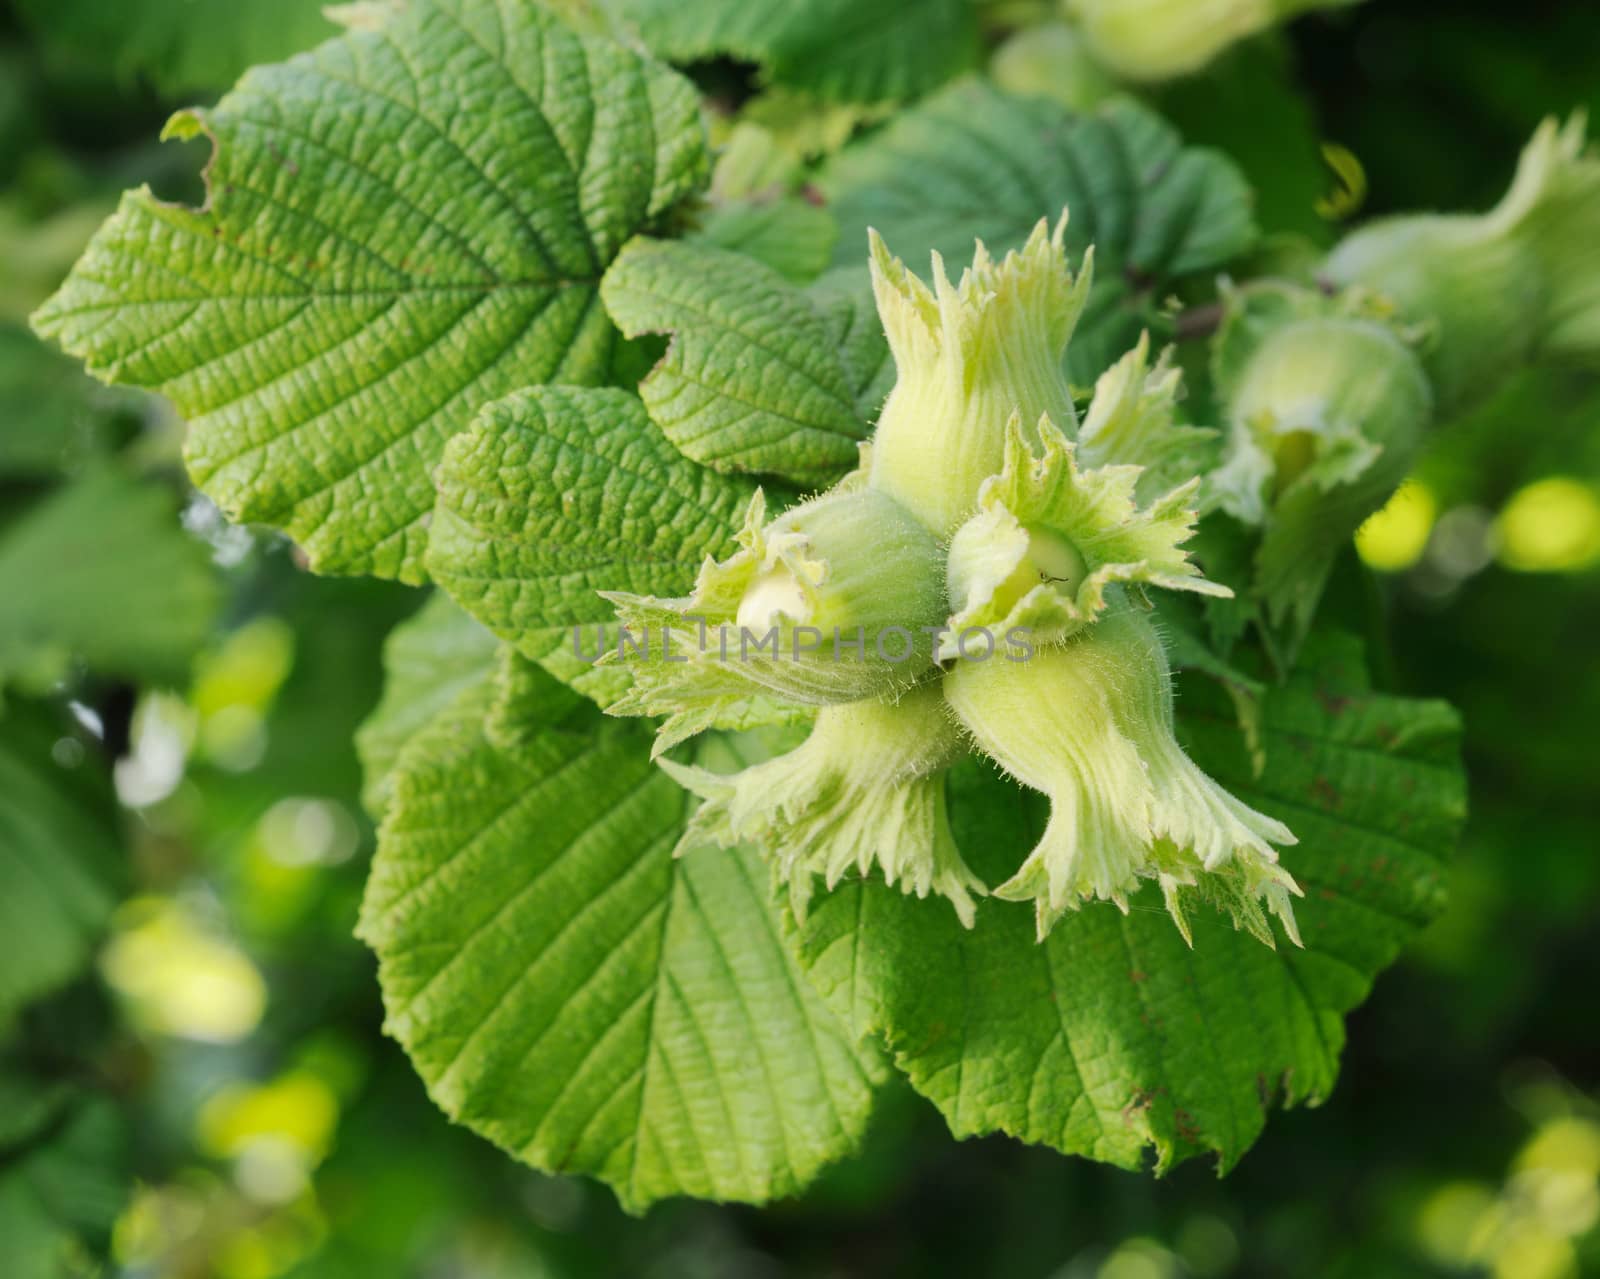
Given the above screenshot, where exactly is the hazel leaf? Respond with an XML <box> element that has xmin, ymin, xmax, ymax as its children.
<box><xmin>426</xmin><ymin>385</ymin><xmax>757</xmax><ymax>706</ymax></box>
<box><xmin>600</xmin><ymin>237</ymin><xmax>868</xmax><ymax>482</ymax></box>
<box><xmin>359</xmin><ymin>685</ymin><xmax>887</xmax><ymax>1213</ymax></box>
<box><xmin>690</xmin><ymin>199</ymin><xmax>839</xmax><ymax>285</ymax></box>
<box><xmin>13</xmin><ymin>0</ymin><xmax>334</xmax><ymax>95</ymax></box>
<box><xmin>32</xmin><ymin>0</ymin><xmax>708</xmax><ymax>582</ymax></box>
<box><xmin>355</xmin><ymin>593</ymin><xmax>500</xmax><ymax>819</ymax></box>
<box><xmin>612</xmin><ymin>0</ymin><xmax>980</xmax><ymax>105</ymax></box>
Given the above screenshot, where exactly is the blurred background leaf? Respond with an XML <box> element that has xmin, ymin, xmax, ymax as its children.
<box><xmin>12</xmin><ymin>0</ymin><xmax>334</xmax><ymax>97</ymax></box>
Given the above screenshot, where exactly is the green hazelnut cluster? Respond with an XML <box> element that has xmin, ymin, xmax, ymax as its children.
<box><xmin>607</xmin><ymin>215</ymin><xmax>1302</xmax><ymax>945</ymax></box>
<box><xmin>1206</xmin><ymin>116</ymin><xmax>1600</xmax><ymax>656</ymax></box>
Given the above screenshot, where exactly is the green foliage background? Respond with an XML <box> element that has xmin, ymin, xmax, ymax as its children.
<box><xmin>0</xmin><ymin>0</ymin><xmax>1597</xmax><ymax>1276</ymax></box>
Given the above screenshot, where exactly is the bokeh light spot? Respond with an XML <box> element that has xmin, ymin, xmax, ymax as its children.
<box><xmin>100</xmin><ymin>898</ymin><xmax>267</xmax><ymax>1043</ymax></box>
<box><xmin>1494</xmin><ymin>477</ymin><xmax>1600</xmax><ymax>573</ymax></box>
<box><xmin>1357</xmin><ymin>480</ymin><xmax>1437</xmax><ymax>571</ymax></box>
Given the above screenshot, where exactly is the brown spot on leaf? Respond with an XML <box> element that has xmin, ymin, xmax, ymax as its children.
<box><xmin>1123</xmin><ymin>1088</ymin><xmax>1156</xmax><ymax>1128</ymax></box>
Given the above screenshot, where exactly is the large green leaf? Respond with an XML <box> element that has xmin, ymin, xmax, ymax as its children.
<box><xmin>32</xmin><ymin>0</ymin><xmax>708</xmax><ymax>583</ymax></box>
<box><xmin>484</xmin><ymin>647</ymin><xmax>587</xmax><ymax>751</ymax></box>
<box><xmin>612</xmin><ymin>0</ymin><xmax>980</xmax><ymax>104</ymax></box>
<box><xmin>358</xmin><ymin>688</ymin><xmax>886</xmax><ymax>1211</ymax></box>
<box><xmin>354</xmin><ymin>592</ymin><xmax>500</xmax><ymax>819</ymax></box>
<box><xmin>14</xmin><ymin>0</ymin><xmax>333</xmax><ymax>96</ymax></box>
<box><xmin>819</xmin><ymin>85</ymin><xmax>1258</xmax><ymax>380</ymax></box>
<box><xmin>600</xmin><ymin>237</ymin><xmax>867</xmax><ymax>481</ymax></box>
<box><xmin>0</xmin><ymin>705</ymin><xmax>123</xmax><ymax>1030</ymax></box>
<box><xmin>427</xmin><ymin>385</ymin><xmax>755</xmax><ymax>702</ymax></box>
<box><xmin>356</xmin><ymin>591</ymin><xmax>590</xmax><ymax>817</ymax></box>
<box><xmin>0</xmin><ymin>467</ymin><xmax>218</xmax><ymax>689</ymax></box>
<box><xmin>792</xmin><ymin>635</ymin><xmax>1465</xmax><ymax>1171</ymax></box>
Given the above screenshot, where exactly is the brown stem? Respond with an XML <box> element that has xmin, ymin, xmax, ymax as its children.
<box><xmin>1174</xmin><ymin>302</ymin><xmax>1225</xmax><ymax>342</ymax></box>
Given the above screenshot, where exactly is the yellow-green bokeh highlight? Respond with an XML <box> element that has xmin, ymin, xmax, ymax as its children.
<box><xmin>1357</xmin><ymin>480</ymin><xmax>1437</xmax><ymax>571</ymax></box>
<box><xmin>1494</xmin><ymin>477</ymin><xmax>1600</xmax><ymax>573</ymax></box>
<box><xmin>99</xmin><ymin>898</ymin><xmax>267</xmax><ymax>1043</ymax></box>
<box><xmin>1413</xmin><ymin>1111</ymin><xmax>1600</xmax><ymax>1279</ymax></box>
<box><xmin>191</xmin><ymin>615</ymin><xmax>295</xmax><ymax>771</ymax></box>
